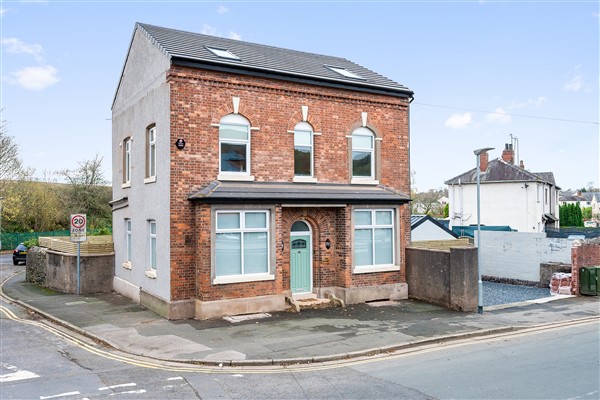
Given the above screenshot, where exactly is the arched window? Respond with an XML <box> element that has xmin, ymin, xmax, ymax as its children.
<box><xmin>219</xmin><ymin>114</ymin><xmax>251</xmax><ymax>176</ymax></box>
<box><xmin>351</xmin><ymin>127</ymin><xmax>374</xmax><ymax>179</ymax></box>
<box><xmin>293</xmin><ymin>122</ymin><xmax>314</xmax><ymax>178</ymax></box>
<box><xmin>291</xmin><ymin>220</ymin><xmax>310</xmax><ymax>232</ymax></box>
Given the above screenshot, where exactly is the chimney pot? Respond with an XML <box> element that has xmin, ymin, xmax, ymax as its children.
<box><xmin>519</xmin><ymin>160</ymin><xmax>525</xmax><ymax>169</ymax></box>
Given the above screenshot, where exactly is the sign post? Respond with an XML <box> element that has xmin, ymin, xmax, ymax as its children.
<box><xmin>70</xmin><ymin>214</ymin><xmax>87</xmax><ymax>295</ymax></box>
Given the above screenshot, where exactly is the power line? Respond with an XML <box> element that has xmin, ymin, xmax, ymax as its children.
<box><xmin>413</xmin><ymin>102</ymin><xmax>599</xmax><ymax>125</ymax></box>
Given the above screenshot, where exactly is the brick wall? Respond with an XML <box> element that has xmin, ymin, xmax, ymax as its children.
<box><xmin>168</xmin><ymin>66</ymin><xmax>410</xmax><ymax>301</ymax></box>
<box><xmin>571</xmin><ymin>238</ymin><xmax>600</xmax><ymax>295</ymax></box>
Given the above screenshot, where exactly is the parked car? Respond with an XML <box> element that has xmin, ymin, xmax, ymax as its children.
<box><xmin>12</xmin><ymin>243</ymin><xmax>27</xmax><ymax>265</ymax></box>
<box><xmin>584</xmin><ymin>220</ymin><xmax>598</xmax><ymax>228</ymax></box>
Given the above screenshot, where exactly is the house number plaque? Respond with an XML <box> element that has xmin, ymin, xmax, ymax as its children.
<box><xmin>175</xmin><ymin>138</ymin><xmax>186</xmax><ymax>150</ymax></box>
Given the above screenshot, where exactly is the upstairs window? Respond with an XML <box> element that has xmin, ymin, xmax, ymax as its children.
<box><xmin>294</xmin><ymin>122</ymin><xmax>314</xmax><ymax>177</ymax></box>
<box><xmin>123</xmin><ymin>137</ymin><xmax>132</xmax><ymax>185</ymax></box>
<box><xmin>351</xmin><ymin>127</ymin><xmax>374</xmax><ymax>179</ymax></box>
<box><xmin>219</xmin><ymin>114</ymin><xmax>250</xmax><ymax>176</ymax></box>
<box><xmin>146</xmin><ymin>125</ymin><xmax>156</xmax><ymax>180</ymax></box>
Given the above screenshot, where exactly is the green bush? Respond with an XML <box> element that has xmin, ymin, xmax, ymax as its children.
<box><xmin>23</xmin><ymin>238</ymin><xmax>39</xmax><ymax>248</ymax></box>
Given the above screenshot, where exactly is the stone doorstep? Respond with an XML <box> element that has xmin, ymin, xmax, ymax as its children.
<box><xmin>286</xmin><ymin>294</ymin><xmax>333</xmax><ymax>312</ymax></box>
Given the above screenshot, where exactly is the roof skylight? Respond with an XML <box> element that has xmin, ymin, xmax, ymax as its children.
<box><xmin>326</xmin><ymin>65</ymin><xmax>364</xmax><ymax>80</ymax></box>
<box><xmin>206</xmin><ymin>46</ymin><xmax>241</xmax><ymax>61</ymax></box>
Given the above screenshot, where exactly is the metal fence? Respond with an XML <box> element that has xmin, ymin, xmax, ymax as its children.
<box><xmin>546</xmin><ymin>227</ymin><xmax>600</xmax><ymax>239</ymax></box>
<box><xmin>0</xmin><ymin>229</ymin><xmax>112</xmax><ymax>251</ymax></box>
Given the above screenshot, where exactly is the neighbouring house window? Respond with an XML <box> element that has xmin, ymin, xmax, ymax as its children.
<box><xmin>294</xmin><ymin>122</ymin><xmax>313</xmax><ymax>177</ymax></box>
<box><xmin>353</xmin><ymin>209</ymin><xmax>394</xmax><ymax>268</ymax></box>
<box><xmin>149</xmin><ymin>220</ymin><xmax>156</xmax><ymax>270</ymax></box>
<box><xmin>147</xmin><ymin>126</ymin><xmax>156</xmax><ymax>179</ymax></box>
<box><xmin>125</xmin><ymin>219</ymin><xmax>132</xmax><ymax>264</ymax></box>
<box><xmin>219</xmin><ymin>114</ymin><xmax>250</xmax><ymax>175</ymax></box>
<box><xmin>352</xmin><ymin>127</ymin><xmax>374</xmax><ymax>179</ymax></box>
<box><xmin>215</xmin><ymin>210</ymin><xmax>269</xmax><ymax>277</ymax></box>
<box><xmin>545</xmin><ymin>188</ymin><xmax>548</xmax><ymax>205</ymax></box>
<box><xmin>123</xmin><ymin>137</ymin><xmax>132</xmax><ymax>184</ymax></box>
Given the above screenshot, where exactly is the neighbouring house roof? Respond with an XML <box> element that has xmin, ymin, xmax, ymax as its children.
<box><xmin>451</xmin><ymin>225</ymin><xmax>515</xmax><ymax>238</ymax></box>
<box><xmin>560</xmin><ymin>191</ymin><xmax>600</xmax><ymax>202</ymax></box>
<box><xmin>188</xmin><ymin>181</ymin><xmax>410</xmax><ymax>205</ymax></box>
<box><xmin>133</xmin><ymin>23</ymin><xmax>413</xmax><ymax>99</ymax></box>
<box><xmin>410</xmin><ymin>215</ymin><xmax>458</xmax><ymax>238</ymax></box>
<box><xmin>444</xmin><ymin>159</ymin><xmax>560</xmax><ymax>189</ymax></box>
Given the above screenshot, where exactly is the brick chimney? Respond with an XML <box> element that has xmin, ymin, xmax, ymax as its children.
<box><xmin>519</xmin><ymin>160</ymin><xmax>525</xmax><ymax>169</ymax></box>
<box><xmin>502</xmin><ymin>143</ymin><xmax>514</xmax><ymax>164</ymax></box>
<box><xmin>479</xmin><ymin>150</ymin><xmax>489</xmax><ymax>172</ymax></box>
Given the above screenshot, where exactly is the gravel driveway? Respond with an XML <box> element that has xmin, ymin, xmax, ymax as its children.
<box><xmin>483</xmin><ymin>281</ymin><xmax>552</xmax><ymax>306</ymax></box>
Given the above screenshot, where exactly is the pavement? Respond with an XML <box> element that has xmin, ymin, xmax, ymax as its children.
<box><xmin>1</xmin><ymin>271</ymin><xmax>599</xmax><ymax>367</ymax></box>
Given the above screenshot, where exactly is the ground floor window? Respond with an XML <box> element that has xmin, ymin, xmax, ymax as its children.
<box><xmin>149</xmin><ymin>220</ymin><xmax>156</xmax><ymax>270</ymax></box>
<box><xmin>353</xmin><ymin>209</ymin><xmax>394</xmax><ymax>268</ymax></box>
<box><xmin>215</xmin><ymin>210</ymin><xmax>269</xmax><ymax>277</ymax></box>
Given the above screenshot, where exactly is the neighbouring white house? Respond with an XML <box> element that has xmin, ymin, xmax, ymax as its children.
<box><xmin>445</xmin><ymin>143</ymin><xmax>560</xmax><ymax>233</ymax></box>
<box><xmin>559</xmin><ymin>190</ymin><xmax>600</xmax><ymax>219</ymax></box>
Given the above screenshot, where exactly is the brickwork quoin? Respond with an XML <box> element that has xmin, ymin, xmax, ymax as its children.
<box><xmin>168</xmin><ymin>66</ymin><xmax>411</xmax><ymax>304</ymax></box>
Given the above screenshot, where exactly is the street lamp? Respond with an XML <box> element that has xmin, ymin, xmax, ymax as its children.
<box><xmin>473</xmin><ymin>147</ymin><xmax>494</xmax><ymax>314</ymax></box>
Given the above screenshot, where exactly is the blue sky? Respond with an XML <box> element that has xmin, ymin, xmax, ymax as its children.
<box><xmin>2</xmin><ymin>0</ymin><xmax>598</xmax><ymax>191</ymax></box>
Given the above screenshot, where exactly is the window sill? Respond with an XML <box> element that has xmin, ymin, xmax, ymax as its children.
<box><xmin>121</xmin><ymin>182</ymin><xmax>131</xmax><ymax>189</ymax></box>
<box><xmin>122</xmin><ymin>262</ymin><xmax>132</xmax><ymax>270</ymax></box>
<box><xmin>353</xmin><ymin>264</ymin><xmax>399</xmax><ymax>274</ymax></box>
<box><xmin>293</xmin><ymin>176</ymin><xmax>318</xmax><ymax>183</ymax></box>
<box><xmin>217</xmin><ymin>174</ymin><xmax>255</xmax><ymax>182</ymax></box>
<box><xmin>144</xmin><ymin>176</ymin><xmax>157</xmax><ymax>184</ymax></box>
<box><xmin>213</xmin><ymin>273</ymin><xmax>274</xmax><ymax>285</ymax></box>
<box><xmin>145</xmin><ymin>270</ymin><xmax>157</xmax><ymax>279</ymax></box>
<box><xmin>351</xmin><ymin>178</ymin><xmax>379</xmax><ymax>185</ymax></box>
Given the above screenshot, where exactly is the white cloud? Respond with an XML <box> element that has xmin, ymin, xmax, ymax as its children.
<box><xmin>2</xmin><ymin>37</ymin><xmax>43</xmax><ymax>61</ymax></box>
<box><xmin>201</xmin><ymin>24</ymin><xmax>218</xmax><ymax>36</ymax></box>
<box><xmin>10</xmin><ymin>65</ymin><xmax>59</xmax><ymax>91</ymax></box>
<box><xmin>228</xmin><ymin>32</ymin><xmax>241</xmax><ymax>40</ymax></box>
<box><xmin>445</xmin><ymin>113</ymin><xmax>472</xmax><ymax>129</ymax></box>
<box><xmin>485</xmin><ymin>108</ymin><xmax>511</xmax><ymax>124</ymax></box>
<box><xmin>217</xmin><ymin>5</ymin><xmax>229</xmax><ymax>14</ymax></box>
<box><xmin>0</xmin><ymin>7</ymin><xmax>7</xmax><ymax>16</ymax></box>
<box><xmin>530</xmin><ymin>96</ymin><xmax>548</xmax><ymax>107</ymax></box>
<box><xmin>563</xmin><ymin>74</ymin><xmax>583</xmax><ymax>91</ymax></box>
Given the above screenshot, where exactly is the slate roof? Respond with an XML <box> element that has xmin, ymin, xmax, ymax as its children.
<box><xmin>135</xmin><ymin>23</ymin><xmax>413</xmax><ymax>98</ymax></box>
<box><xmin>188</xmin><ymin>181</ymin><xmax>410</xmax><ymax>204</ymax></box>
<box><xmin>560</xmin><ymin>191</ymin><xmax>600</xmax><ymax>202</ymax></box>
<box><xmin>444</xmin><ymin>159</ymin><xmax>560</xmax><ymax>189</ymax></box>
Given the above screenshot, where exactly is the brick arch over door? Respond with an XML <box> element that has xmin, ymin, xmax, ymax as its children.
<box><xmin>281</xmin><ymin>207</ymin><xmax>348</xmax><ymax>290</ymax></box>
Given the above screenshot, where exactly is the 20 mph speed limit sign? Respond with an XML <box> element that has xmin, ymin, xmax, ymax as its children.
<box><xmin>70</xmin><ymin>214</ymin><xmax>87</xmax><ymax>243</ymax></box>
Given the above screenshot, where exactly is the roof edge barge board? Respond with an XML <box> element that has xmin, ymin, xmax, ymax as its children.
<box><xmin>171</xmin><ymin>57</ymin><xmax>414</xmax><ymax>99</ymax></box>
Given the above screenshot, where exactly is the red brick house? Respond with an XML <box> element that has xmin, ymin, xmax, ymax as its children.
<box><xmin>111</xmin><ymin>23</ymin><xmax>414</xmax><ymax>319</ymax></box>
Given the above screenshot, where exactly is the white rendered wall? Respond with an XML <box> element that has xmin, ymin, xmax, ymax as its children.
<box><xmin>112</xmin><ymin>27</ymin><xmax>172</xmax><ymax>303</ymax></box>
<box><xmin>477</xmin><ymin>231</ymin><xmax>573</xmax><ymax>282</ymax></box>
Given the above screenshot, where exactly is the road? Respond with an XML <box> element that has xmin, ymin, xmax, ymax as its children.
<box><xmin>1</xmin><ymin>261</ymin><xmax>599</xmax><ymax>399</ymax></box>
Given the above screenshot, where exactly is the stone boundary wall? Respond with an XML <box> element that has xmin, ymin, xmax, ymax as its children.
<box><xmin>26</xmin><ymin>246</ymin><xmax>115</xmax><ymax>294</ymax></box>
<box><xmin>406</xmin><ymin>246</ymin><xmax>477</xmax><ymax>312</ymax></box>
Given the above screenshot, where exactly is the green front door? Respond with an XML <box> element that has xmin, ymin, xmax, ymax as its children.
<box><xmin>290</xmin><ymin>235</ymin><xmax>311</xmax><ymax>293</ymax></box>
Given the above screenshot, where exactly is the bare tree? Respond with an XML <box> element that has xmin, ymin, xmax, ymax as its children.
<box><xmin>59</xmin><ymin>154</ymin><xmax>111</xmax><ymax>230</ymax></box>
<box><xmin>0</xmin><ymin>115</ymin><xmax>26</xmax><ymax>195</ymax></box>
